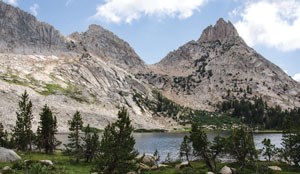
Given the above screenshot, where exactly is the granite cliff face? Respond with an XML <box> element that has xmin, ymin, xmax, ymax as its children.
<box><xmin>0</xmin><ymin>2</ymin><xmax>66</xmax><ymax>54</ymax></box>
<box><xmin>68</xmin><ymin>24</ymin><xmax>147</xmax><ymax>73</ymax></box>
<box><xmin>145</xmin><ymin>18</ymin><xmax>300</xmax><ymax>111</ymax></box>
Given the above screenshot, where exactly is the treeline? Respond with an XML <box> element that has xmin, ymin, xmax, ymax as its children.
<box><xmin>133</xmin><ymin>90</ymin><xmax>238</xmax><ymax>127</ymax></box>
<box><xmin>179</xmin><ymin>117</ymin><xmax>300</xmax><ymax>173</ymax></box>
<box><xmin>0</xmin><ymin>90</ymin><xmax>138</xmax><ymax>173</ymax></box>
<box><xmin>0</xmin><ymin>91</ymin><xmax>60</xmax><ymax>152</ymax></box>
<box><xmin>219</xmin><ymin>96</ymin><xmax>300</xmax><ymax>129</ymax></box>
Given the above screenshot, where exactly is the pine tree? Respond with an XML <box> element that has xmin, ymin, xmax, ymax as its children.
<box><xmin>190</xmin><ymin>123</ymin><xmax>217</xmax><ymax>172</ymax></box>
<box><xmin>281</xmin><ymin>115</ymin><xmax>300</xmax><ymax>166</ymax></box>
<box><xmin>65</xmin><ymin>111</ymin><xmax>83</xmax><ymax>163</ymax></box>
<box><xmin>153</xmin><ymin>149</ymin><xmax>160</xmax><ymax>168</ymax></box>
<box><xmin>95</xmin><ymin>107</ymin><xmax>138</xmax><ymax>174</ymax></box>
<box><xmin>82</xmin><ymin>124</ymin><xmax>99</xmax><ymax>163</ymax></box>
<box><xmin>13</xmin><ymin>90</ymin><xmax>34</xmax><ymax>151</ymax></box>
<box><xmin>180</xmin><ymin>135</ymin><xmax>192</xmax><ymax>164</ymax></box>
<box><xmin>0</xmin><ymin>123</ymin><xmax>9</xmax><ymax>147</ymax></box>
<box><xmin>261</xmin><ymin>138</ymin><xmax>276</xmax><ymax>161</ymax></box>
<box><xmin>226</xmin><ymin>127</ymin><xmax>257</xmax><ymax>169</ymax></box>
<box><xmin>36</xmin><ymin>105</ymin><xmax>61</xmax><ymax>154</ymax></box>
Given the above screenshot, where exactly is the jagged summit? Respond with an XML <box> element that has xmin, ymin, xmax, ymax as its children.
<box><xmin>147</xmin><ymin>18</ymin><xmax>300</xmax><ymax>111</ymax></box>
<box><xmin>0</xmin><ymin>1</ymin><xmax>66</xmax><ymax>54</ymax></box>
<box><xmin>198</xmin><ymin>18</ymin><xmax>239</xmax><ymax>43</ymax></box>
<box><xmin>69</xmin><ymin>24</ymin><xmax>147</xmax><ymax>73</ymax></box>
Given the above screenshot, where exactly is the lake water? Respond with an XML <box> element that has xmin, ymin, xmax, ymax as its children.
<box><xmin>57</xmin><ymin>132</ymin><xmax>282</xmax><ymax>162</ymax></box>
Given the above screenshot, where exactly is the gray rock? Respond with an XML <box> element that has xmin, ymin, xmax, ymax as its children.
<box><xmin>175</xmin><ymin>161</ymin><xmax>189</xmax><ymax>169</ymax></box>
<box><xmin>40</xmin><ymin>160</ymin><xmax>53</xmax><ymax>166</ymax></box>
<box><xmin>220</xmin><ymin>165</ymin><xmax>232</xmax><ymax>174</ymax></box>
<box><xmin>0</xmin><ymin>147</ymin><xmax>21</xmax><ymax>162</ymax></box>
<box><xmin>0</xmin><ymin>2</ymin><xmax>66</xmax><ymax>54</ymax></box>
<box><xmin>136</xmin><ymin>154</ymin><xmax>157</xmax><ymax>166</ymax></box>
<box><xmin>2</xmin><ymin>166</ymin><xmax>11</xmax><ymax>171</ymax></box>
<box><xmin>268</xmin><ymin>166</ymin><xmax>282</xmax><ymax>171</ymax></box>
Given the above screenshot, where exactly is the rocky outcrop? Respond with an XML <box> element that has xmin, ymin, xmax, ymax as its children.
<box><xmin>0</xmin><ymin>147</ymin><xmax>21</xmax><ymax>162</ymax></box>
<box><xmin>198</xmin><ymin>18</ymin><xmax>239</xmax><ymax>43</ymax></box>
<box><xmin>0</xmin><ymin>1</ymin><xmax>66</xmax><ymax>54</ymax></box>
<box><xmin>68</xmin><ymin>24</ymin><xmax>147</xmax><ymax>73</ymax></box>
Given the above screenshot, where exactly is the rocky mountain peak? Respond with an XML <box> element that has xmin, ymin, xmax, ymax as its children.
<box><xmin>69</xmin><ymin>24</ymin><xmax>147</xmax><ymax>73</ymax></box>
<box><xmin>198</xmin><ymin>18</ymin><xmax>239</xmax><ymax>43</ymax></box>
<box><xmin>0</xmin><ymin>1</ymin><xmax>66</xmax><ymax>54</ymax></box>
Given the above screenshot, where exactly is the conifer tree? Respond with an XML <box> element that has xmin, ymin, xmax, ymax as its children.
<box><xmin>0</xmin><ymin>123</ymin><xmax>9</xmax><ymax>147</ymax></box>
<box><xmin>13</xmin><ymin>90</ymin><xmax>34</xmax><ymax>151</ymax></box>
<box><xmin>82</xmin><ymin>124</ymin><xmax>99</xmax><ymax>162</ymax></box>
<box><xmin>180</xmin><ymin>135</ymin><xmax>192</xmax><ymax>164</ymax></box>
<box><xmin>281</xmin><ymin>114</ymin><xmax>300</xmax><ymax>166</ymax></box>
<box><xmin>65</xmin><ymin>111</ymin><xmax>83</xmax><ymax>163</ymax></box>
<box><xmin>261</xmin><ymin>138</ymin><xmax>276</xmax><ymax>161</ymax></box>
<box><xmin>95</xmin><ymin>107</ymin><xmax>138</xmax><ymax>174</ymax></box>
<box><xmin>36</xmin><ymin>105</ymin><xmax>61</xmax><ymax>154</ymax></box>
<box><xmin>153</xmin><ymin>149</ymin><xmax>160</xmax><ymax>168</ymax></box>
<box><xmin>226</xmin><ymin>127</ymin><xmax>257</xmax><ymax>169</ymax></box>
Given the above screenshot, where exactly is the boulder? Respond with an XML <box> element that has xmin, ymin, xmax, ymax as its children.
<box><xmin>158</xmin><ymin>164</ymin><xmax>169</xmax><ymax>168</ymax></box>
<box><xmin>268</xmin><ymin>166</ymin><xmax>282</xmax><ymax>171</ymax></box>
<box><xmin>127</xmin><ymin>172</ymin><xmax>138</xmax><ymax>174</ymax></box>
<box><xmin>220</xmin><ymin>165</ymin><xmax>232</xmax><ymax>174</ymax></box>
<box><xmin>207</xmin><ymin>172</ymin><xmax>215</xmax><ymax>174</ymax></box>
<box><xmin>139</xmin><ymin>163</ymin><xmax>152</xmax><ymax>170</ymax></box>
<box><xmin>175</xmin><ymin>161</ymin><xmax>189</xmax><ymax>169</ymax></box>
<box><xmin>0</xmin><ymin>147</ymin><xmax>21</xmax><ymax>162</ymax></box>
<box><xmin>40</xmin><ymin>160</ymin><xmax>53</xmax><ymax>166</ymax></box>
<box><xmin>1</xmin><ymin>166</ymin><xmax>14</xmax><ymax>174</ymax></box>
<box><xmin>136</xmin><ymin>153</ymin><xmax>157</xmax><ymax>166</ymax></box>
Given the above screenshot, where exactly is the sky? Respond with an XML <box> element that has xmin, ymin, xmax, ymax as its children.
<box><xmin>3</xmin><ymin>0</ymin><xmax>300</xmax><ymax>81</ymax></box>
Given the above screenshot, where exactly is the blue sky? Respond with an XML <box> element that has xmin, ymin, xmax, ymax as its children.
<box><xmin>4</xmin><ymin>0</ymin><xmax>300</xmax><ymax>81</ymax></box>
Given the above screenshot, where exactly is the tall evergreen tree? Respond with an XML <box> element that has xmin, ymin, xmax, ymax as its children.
<box><xmin>13</xmin><ymin>90</ymin><xmax>34</xmax><ymax>151</ymax></box>
<box><xmin>226</xmin><ymin>127</ymin><xmax>257</xmax><ymax>169</ymax></box>
<box><xmin>261</xmin><ymin>138</ymin><xmax>276</xmax><ymax>161</ymax></box>
<box><xmin>95</xmin><ymin>107</ymin><xmax>138</xmax><ymax>174</ymax></box>
<box><xmin>0</xmin><ymin>123</ymin><xmax>9</xmax><ymax>148</ymax></box>
<box><xmin>179</xmin><ymin>135</ymin><xmax>192</xmax><ymax>164</ymax></box>
<box><xmin>36</xmin><ymin>105</ymin><xmax>61</xmax><ymax>154</ymax></box>
<box><xmin>189</xmin><ymin>123</ymin><xmax>224</xmax><ymax>172</ymax></box>
<box><xmin>65</xmin><ymin>111</ymin><xmax>83</xmax><ymax>163</ymax></box>
<box><xmin>281</xmin><ymin>114</ymin><xmax>300</xmax><ymax>166</ymax></box>
<box><xmin>82</xmin><ymin>124</ymin><xmax>100</xmax><ymax>163</ymax></box>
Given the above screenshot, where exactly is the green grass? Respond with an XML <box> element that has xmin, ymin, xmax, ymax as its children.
<box><xmin>40</xmin><ymin>83</ymin><xmax>66</xmax><ymax>95</ymax></box>
<box><xmin>1</xmin><ymin>153</ymin><xmax>300</xmax><ymax>174</ymax></box>
<box><xmin>145</xmin><ymin>161</ymin><xmax>300</xmax><ymax>174</ymax></box>
<box><xmin>0</xmin><ymin>152</ymin><xmax>94</xmax><ymax>174</ymax></box>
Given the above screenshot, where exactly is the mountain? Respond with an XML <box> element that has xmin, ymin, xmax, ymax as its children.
<box><xmin>0</xmin><ymin>1</ymin><xmax>177</xmax><ymax>132</ymax></box>
<box><xmin>0</xmin><ymin>1</ymin><xmax>299</xmax><ymax>132</ymax></box>
<box><xmin>68</xmin><ymin>24</ymin><xmax>147</xmax><ymax>73</ymax></box>
<box><xmin>0</xmin><ymin>2</ymin><xmax>66</xmax><ymax>54</ymax></box>
<box><xmin>144</xmin><ymin>18</ymin><xmax>300</xmax><ymax>111</ymax></box>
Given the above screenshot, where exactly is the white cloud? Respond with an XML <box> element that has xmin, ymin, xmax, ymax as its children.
<box><xmin>29</xmin><ymin>3</ymin><xmax>39</xmax><ymax>16</ymax></box>
<box><xmin>232</xmin><ymin>0</ymin><xmax>300</xmax><ymax>52</ymax></box>
<box><xmin>293</xmin><ymin>73</ymin><xmax>300</xmax><ymax>82</ymax></box>
<box><xmin>4</xmin><ymin>0</ymin><xmax>18</xmax><ymax>6</ymax></box>
<box><xmin>91</xmin><ymin>0</ymin><xmax>207</xmax><ymax>24</ymax></box>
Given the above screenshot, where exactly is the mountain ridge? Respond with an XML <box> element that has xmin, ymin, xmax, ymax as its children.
<box><xmin>0</xmin><ymin>1</ymin><xmax>299</xmax><ymax>132</ymax></box>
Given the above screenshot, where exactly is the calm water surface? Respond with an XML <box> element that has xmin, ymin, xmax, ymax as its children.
<box><xmin>57</xmin><ymin>132</ymin><xmax>282</xmax><ymax>162</ymax></box>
